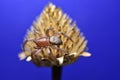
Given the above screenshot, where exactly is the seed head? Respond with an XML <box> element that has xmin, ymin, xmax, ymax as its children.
<box><xmin>18</xmin><ymin>3</ymin><xmax>91</xmax><ymax>67</ymax></box>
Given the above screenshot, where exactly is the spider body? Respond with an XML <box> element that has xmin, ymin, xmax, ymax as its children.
<box><xmin>23</xmin><ymin>28</ymin><xmax>73</xmax><ymax>56</ymax></box>
<box><xmin>34</xmin><ymin>37</ymin><xmax>51</xmax><ymax>47</ymax></box>
<box><xmin>33</xmin><ymin>36</ymin><xmax>62</xmax><ymax>48</ymax></box>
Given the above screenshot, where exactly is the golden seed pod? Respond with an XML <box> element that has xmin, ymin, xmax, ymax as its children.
<box><xmin>18</xmin><ymin>3</ymin><xmax>91</xmax><ymax>67</ymax></box>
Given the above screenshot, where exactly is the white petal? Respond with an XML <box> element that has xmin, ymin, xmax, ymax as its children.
<box><xmin>57</xmin><ymin>56</ymin><xmax>64</xmax><ymax>65</ymax></box>
<box><xmin>26</xmin><ymin>56</ymin><xmax>32</xmax><ymax>62</ymax></box>
<box><xmin>81</xmin><ymin>52</ymin><xmax>91</xmax><ymax>57</ymax></box>
<box><xmin>18</xmin><ymin>52</ymin><xmax>26</xmax><ymax>60</ymax></box>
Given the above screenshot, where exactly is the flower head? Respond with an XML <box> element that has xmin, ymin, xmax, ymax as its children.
<box><xmin>18</xmin><ymin>3</ymin><xmax>91</xmax><ymax>67</ymax></box>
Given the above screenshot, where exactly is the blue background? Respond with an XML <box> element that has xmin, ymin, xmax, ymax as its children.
<box><xmin>0</xmin><ymin>0</ymin><xmax>120</xmax><ymax>80</ymax></box>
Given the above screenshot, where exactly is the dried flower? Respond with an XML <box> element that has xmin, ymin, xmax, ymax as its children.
<box><xmin>18</xmin><ymin>3</ymin><xmax>91</xmax><ymax>67</ymax></box>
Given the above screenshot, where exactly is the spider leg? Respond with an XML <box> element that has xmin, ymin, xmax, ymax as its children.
<box><xmin>33</xmin><ymin>27</ymin><xmax>42</xmax><ymax>38</ymax></box>
<box><xmin>31</xmin><ymin>47</ymin><xmax>43</xmax><ymax>55</ymax></box>
<box><xmin>54</xmin><ymin>32</ymin><xmax>73</xmax><ymax>42</ymax></box>
<box><xmin>51</xmin><ymin>46</ymin><xmax>69</xmax><ymax>54</ymax></box>
<box><xmin>46</xmin><ymin>27</ymin><xmax>54</xmax><ymax>37</ymax></box>
<box><xmin>31</xmin><ymin>50</ymin><xmax>40</xmax><ymax>65</ymax></box>
<box><xmin>31</xmin><ymin>48</ymin><xmax>42</xmax><ymax>63</ymax></box>
<box><xmin>22</xmin><ymin>39</ymin><xmax>35</xmax><ymax>51</ymax></box>
<box><xmin>46</xmin><ymin>47</ymin><xmax>57</xmax><ymax>61</ymax></box>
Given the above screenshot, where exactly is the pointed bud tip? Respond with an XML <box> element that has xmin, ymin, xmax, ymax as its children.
<box><xmin>18</xmin><ymin>52</ymin><xmax>26</xmax><ymax>60</ymax></box>
<box><xmin>81</xmin><ymin>52</ymin><xmax>91</xmax><ymax>57</ymax></box>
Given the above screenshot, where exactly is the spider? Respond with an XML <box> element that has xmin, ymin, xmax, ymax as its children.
<box><xmin>23</xmin><ymin>27</ymin><xmax>73</xmax><ymax>59</ymax></box>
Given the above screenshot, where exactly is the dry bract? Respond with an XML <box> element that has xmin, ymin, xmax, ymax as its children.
<box><xmin>18</xmin><ymin>3</ymin><xmax>91</xmax><ymax>67</ymax></box>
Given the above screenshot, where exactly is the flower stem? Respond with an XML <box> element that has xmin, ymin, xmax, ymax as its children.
<box><xmin>52</xmin><ymin>66</ymin><xmax>62</xmax><ymax>80</ymax></box>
